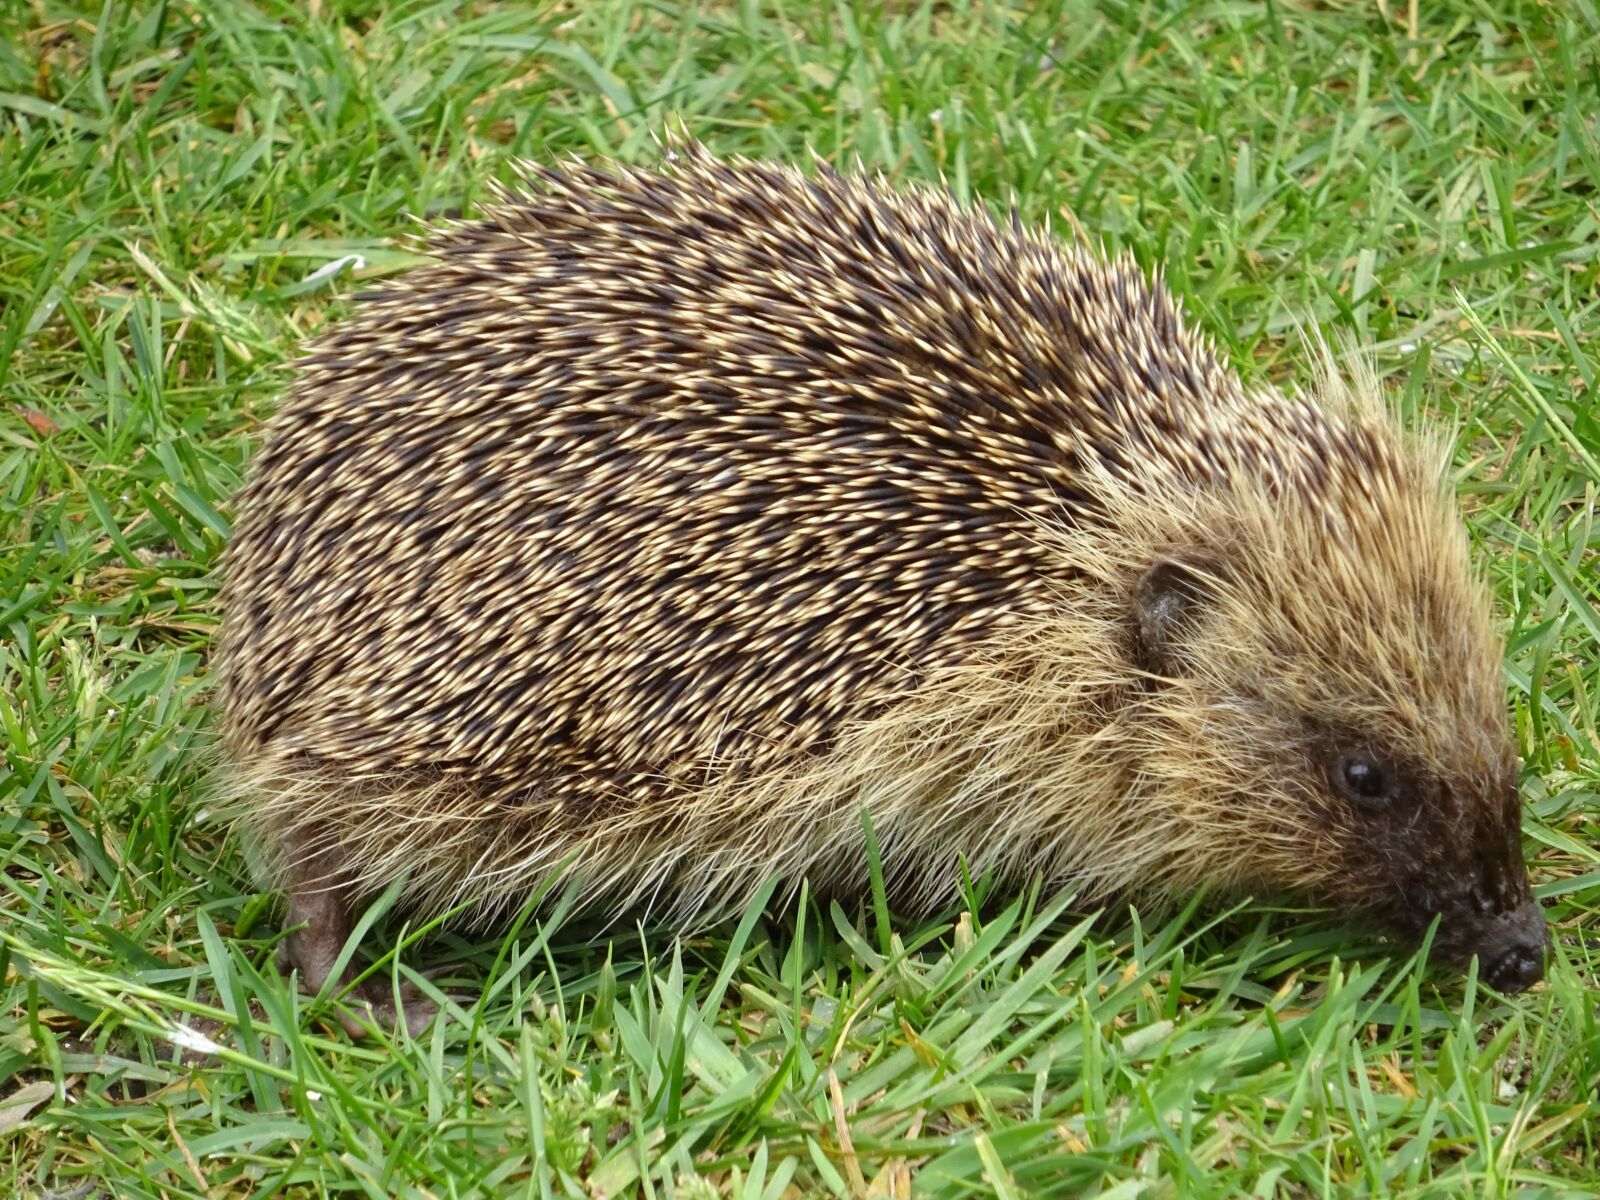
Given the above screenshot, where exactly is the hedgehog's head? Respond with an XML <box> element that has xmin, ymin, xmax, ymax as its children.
<box><xmin>1109</xmin><ymin>385</ymin><xmax>1547</xmax><ymax>993</ymax></box>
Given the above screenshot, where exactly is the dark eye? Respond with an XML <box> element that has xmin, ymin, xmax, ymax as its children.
<box><xmin>1336</xmin><ymin>752</ymin><xmax>1399</xmax><ymax>812</ymax></box>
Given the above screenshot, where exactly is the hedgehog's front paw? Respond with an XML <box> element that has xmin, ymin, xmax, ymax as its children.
<box><xmin>289</xmin><ymin>959</ymin><xmax>439</xmax><ymax>1039</ymax></box>
<box><xmin>276</xmin><ymin>864</ymin><xmax>439</xmax><ymax>1039</ymax></box>
<box><xmin>292</xmin><ymin>953</ymin><xmax>440</xmax><ymax>1040</ymax></box>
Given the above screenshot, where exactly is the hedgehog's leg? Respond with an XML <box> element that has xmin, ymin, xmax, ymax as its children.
<box><xmin>276</xmin><ymin>830</ymin><xmax>437</xmax><ymax>1039</ymax></box>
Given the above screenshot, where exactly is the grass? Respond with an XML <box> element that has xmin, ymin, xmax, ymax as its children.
<box><xmin>1</xmin><ymin>0</ymin><xmax>1597</xmax><ymax>1195</ymax></box>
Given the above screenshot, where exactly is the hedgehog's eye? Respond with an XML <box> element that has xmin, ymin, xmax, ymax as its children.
<box><xmin>1336</xmin><ymin>752</ymin><xmax>1399</xmax><ymax>812</ymax></box>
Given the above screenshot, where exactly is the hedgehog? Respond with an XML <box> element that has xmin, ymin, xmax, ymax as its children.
<box><xmin>212</xmin><ymin>137</ymin><xmax>1548</xmax><ymax>1035</ymax></box>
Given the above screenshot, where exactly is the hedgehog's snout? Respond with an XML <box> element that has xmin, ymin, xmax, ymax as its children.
<box><xmin>1464</xmin><ymin>781</ymin><xmax>1549</xmax><ymax>993</ymax></box>
<box><xmin>1468</xmin><ymin>899</ymin><xmax>1549</xmax><ymax>993</ymax></box>
<box><xmin>1382</xmin><ymin>781</ymin><xmax>1548</xmax><ymax>992</ymax></box>
<box><xmin>1441</xmin><ymin>833</ymin><xmax>1548</xmax><ymax>993</ymax></box>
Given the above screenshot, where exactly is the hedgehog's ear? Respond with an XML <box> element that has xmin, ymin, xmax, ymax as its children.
<box><xmin>1135</xmin><ymin>557</ymin><xmax>1217</xmax><ymax>674</ymax></box>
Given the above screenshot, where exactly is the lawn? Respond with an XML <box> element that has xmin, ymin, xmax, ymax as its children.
<box><xmin>2</xmin><ymin>1</ymin><xmax>1598</xmax><ymax>1196</ymax></box>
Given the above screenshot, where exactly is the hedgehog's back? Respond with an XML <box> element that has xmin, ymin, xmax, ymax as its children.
<box><xmin>216</xmin><ymin>147</ymin><xmax>1238</xmax><ymax>811</ymax></box>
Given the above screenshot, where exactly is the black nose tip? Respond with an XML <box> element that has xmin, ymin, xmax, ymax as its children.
<box><xmin>1483</xmin><ymin>940</ymin><xmax>1546</xmax><ymax>993</ymax></box>
<box><xmin>1461</xmin><ymin>897</ymin><xmax>1548</xmax><ymax>994</ymax></box>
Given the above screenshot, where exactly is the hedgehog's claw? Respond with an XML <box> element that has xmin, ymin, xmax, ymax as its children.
<box><xmin>345</xmin><ymin>975</ymin><xmax>438</xmax><ymax>1040</ymax></box>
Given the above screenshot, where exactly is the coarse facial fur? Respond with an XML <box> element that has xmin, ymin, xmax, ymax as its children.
<box><xmin>212</xmin><ymin>137</ymin><xmax>1546</xmax><ymax>1027</ymax></box>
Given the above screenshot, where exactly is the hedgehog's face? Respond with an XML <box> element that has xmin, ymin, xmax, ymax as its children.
<box><xmin>1309</xmin><ymin>736</ymin><xmax>1545</xmax><ymax>992</ymax></box>
<box><xmin>1133</xmin><ymin>536</ymin><xmax>1549</xmax><ymax>993</ymax></box>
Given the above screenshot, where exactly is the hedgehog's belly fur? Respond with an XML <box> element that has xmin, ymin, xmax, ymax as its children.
<box><xmin>219</xmin><ymin>597</ymin><xmax>1145</xmax><ymax>930</ymax></box>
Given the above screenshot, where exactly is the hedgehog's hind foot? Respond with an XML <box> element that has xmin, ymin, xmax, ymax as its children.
<box><xmin>277</xmin><ymin>840</ymin><xmax>438</xmax><ymax>1039</ymax></box>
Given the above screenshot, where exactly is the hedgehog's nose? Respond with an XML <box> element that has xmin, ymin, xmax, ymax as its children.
<box><xmin>1484</xmin><ymin>942</ymin><xmax>1545</xmax><ymax>993</ymax></box>
<box><xmin>1475</xmin><ymin>900</ymin><xmax>1550</xmax><ymax>994</ymax></box>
